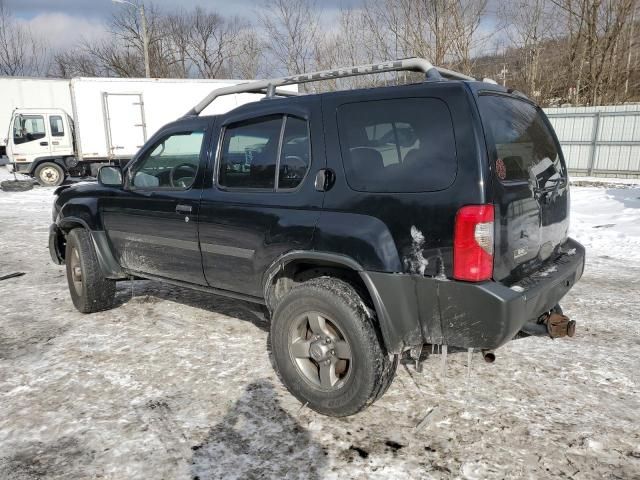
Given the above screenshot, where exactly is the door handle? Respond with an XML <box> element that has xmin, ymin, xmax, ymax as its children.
<box><xmin>314</xmin><ymin>168</ymin><xmax>335</xmax><ymax>192</ymax></box>
<box><xmin>176</xmin><ymin>204</ymin><xmax>192</xmax><ymax>214</ymax></box>
<box><xmin>52</xmin><ymin>141</ymin><xmax>59</xmax><ymax>146</ymax></box>
<box><xmin>40</xmin><ymin>141</ymin><xmax>48</xmax><ymax>146</ymax></box>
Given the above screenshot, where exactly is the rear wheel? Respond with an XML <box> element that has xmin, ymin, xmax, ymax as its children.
<box><xmin>35</xmin><ymin>162</ymin><xmax>65</xmax><ymax>187</ymax></box>
<box><xmin>65</xmin><ymin>228</ymin><xmax>116</xmax><ymax>313</ymax></box>
<box><xmin>270</xmin><ymin>277</ymin><xmax>397</xmax><ymax>417</ymax></box>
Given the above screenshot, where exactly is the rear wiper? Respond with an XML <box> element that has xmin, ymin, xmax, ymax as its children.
<box><xmin>534</xmin><ymin>178</ymin><xmax>567</xmax><ymax>193</ymax></box>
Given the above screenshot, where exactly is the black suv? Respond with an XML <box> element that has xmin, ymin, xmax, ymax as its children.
<box><xmin>49</xmin><ymin>59</ymin><xmax>585</xmax><ymax>417</ymax></box>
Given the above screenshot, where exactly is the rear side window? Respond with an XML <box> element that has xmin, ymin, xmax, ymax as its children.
<box><xmin>50</xmin><ymin>115</ymin><xmax>64</xmax><ymax>137</ymax></box>
<box><xmin>279</xmin><ymin>117</ymin><xmax>310</xmax><ymax>189</ymax></box>
<box><xmin>478</xmin><ymin>95</ymin><xmax>565</xmax><ymax>183</ymax></box>
<box><xmin>337</xmin><ymin>98</ymin><xmax>457</xmax><ymax>192</ymax></box>
<box><xmin>219</xmin><ymin>115</ymin><xmax>311</xmax><ymax>190</ymax></box>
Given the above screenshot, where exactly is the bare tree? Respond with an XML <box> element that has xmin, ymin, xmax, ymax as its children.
<box><xmin>259</xmin><ymin>0</ymin><xmax>321</xmax><ymax>77</ymax></box>
<box><xmin>226</xmin><ymin>28</ymin><xmax>264</xmax><ymax>79</ymax></box>
<box><xmin>52</xmin><ymin>49</ymin><xmax>102</xmax><ymax>78</ymax></box>
<box><xmin>183</xmin><ymin>8</ymin><xmax>241</xmax><ymax>78</ymax></box>
<box><xmin>450</xmin><ymin>0</ymin><xmax>489</xmax><ymax>74</ymax></box>
<box><xmin>499</xmin><ymin>0</ymin><xmax>557</xmax><ymax>98</ymax></box>
<box><xmin>0</xmin><ymin>0</ymin><xmax>48</xmax><ymax>76</ymax></box>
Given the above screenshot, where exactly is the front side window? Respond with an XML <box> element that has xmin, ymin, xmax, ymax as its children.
<box><xmin>13</xmin><ymin>115</ymin><xmax>46</xmax><ymax>145</ymax></box>
<box><xmin>50</xmin><ymin>115</ymin><xmax>64</xmax><ymax>137</ymax></box>
<box><xmin>337</xmin><ymin>98</ymin><xmax>457</xmax><ymax>193</ymax></box>
<box><xmin>130</xmin><ymin>131</ymin><xmax>204</xmax><ymax>189</ymax></box>
<box><xmin>219</xmin><ymin>115</ymin><xmax>311</xmax><ymax>190</ymax></box>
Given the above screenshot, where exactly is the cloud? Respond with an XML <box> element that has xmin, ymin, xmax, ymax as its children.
<box><xmin>15</xmin><ymin>12</ymin><xmax>110</xmax><ymax>52</ymax></box>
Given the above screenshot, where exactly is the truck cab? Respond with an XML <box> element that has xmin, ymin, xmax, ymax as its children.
<box><xmin>7</xmin><ymin>108</ymin><xmax>74</xmax><ymax>186</ymax></box>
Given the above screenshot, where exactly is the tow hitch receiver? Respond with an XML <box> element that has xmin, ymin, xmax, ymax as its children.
<box><xmin>545</xmin><ymin>312</ymin><xmax>576</xmax><ymax>338</ymax></box>
<box><xmin>520</xmin><ymin>312</ymin><xmax>576</xmax><ymax>339</ymax></box>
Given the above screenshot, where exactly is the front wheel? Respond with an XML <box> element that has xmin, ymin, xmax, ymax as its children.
<box><xmin>35</xmin><ymin>162</ymin><xmax>65</xmax><ymax>187</ymax></box>
<box><xmin>270</xmin><ymin>277</ymin><xmax>397</xmax><ymax>417</ymax></box>
<box><xmin>65</xmin><ymin>228</ymin><xmax>116</xmax><ymax>313</ymax></box>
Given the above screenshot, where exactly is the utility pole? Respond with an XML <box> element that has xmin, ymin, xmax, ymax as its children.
<box><xmin>624</xmin><ymin>6</ymin><xmax>636</xmax><ymax>97</ymax></box>
<box><xmin>499</xmin><ymin>63</ymin><xmax>508</xmax><ymax>87</ymax></box>
<box><xmin>140</xmin><ymin>3</ymin><xmax>150</xmax><ymax>78</ymax></box>
<box><xmin>112</xmin><ymin>0</ymin><xmax>150</xmax><ymax>78</ymax></box>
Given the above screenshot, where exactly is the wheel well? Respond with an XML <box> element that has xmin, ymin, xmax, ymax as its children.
<box><xmin>56</xmin><ymin>222</ymin><xmax>86</xmax><ymax>260</ymax></box>
<box><xmin>30</xmin><ymin>158</ymin><xmax>67</xmax><ymax>176</ymax></box>
<box><xmin>265</xmin><ymin>260</ymin><xmax>374</xmax><ymax>315</ymax></box>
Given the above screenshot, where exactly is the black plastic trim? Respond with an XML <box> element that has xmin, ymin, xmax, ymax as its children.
<box><xmin>127</xmin><ymin>270</ymin><xmax>266</xmax><ymax>305</ymax></box>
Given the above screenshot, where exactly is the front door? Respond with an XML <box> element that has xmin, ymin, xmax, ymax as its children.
<box><xmin>101</xmin><ymin>118</ymin><xmax>210</xmax><ymax>285</ymax></box>
<box><xmin>198</xmin><ymin>97</ymin><xmax>325</xmax><ymax>298</ymax></box>
<box><xmin>8</xmin><ymin>113</ymin><xmax>51</xmax><ymax>164</ymax></box>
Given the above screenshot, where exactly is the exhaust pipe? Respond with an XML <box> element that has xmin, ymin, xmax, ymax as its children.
<box><xmin>482</xmin><ymin>350</ymin><xmax>496</xmax><ymax>363</ymax></box>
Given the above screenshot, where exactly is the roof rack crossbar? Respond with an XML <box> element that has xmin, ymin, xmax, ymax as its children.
<box><xmin>186</xmin><ymin>57</ymin><xmax>474</xmax><ymax>116</ymax></box>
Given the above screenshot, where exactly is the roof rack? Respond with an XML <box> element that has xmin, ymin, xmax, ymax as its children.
<box><xmin>186</xmin><ymin>57</ymin><xmax>478</xmax><ymax>116</ymax></box>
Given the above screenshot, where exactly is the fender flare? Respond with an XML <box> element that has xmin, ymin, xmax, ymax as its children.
<box><xmin>262</xmin><ymin>250</ymin><xmax>399</xmax><ymax>352</ymax></box>
<box><xmin>56</xmin><ymin>217</ymin><xmax>125</xmax><ymax>279</ymax></box>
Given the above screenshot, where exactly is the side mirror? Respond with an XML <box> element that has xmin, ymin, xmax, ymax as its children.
<box><xmin>97</xmin><ymin>165</ymin><xmax>123</xmax><ymax>187</ymax></box>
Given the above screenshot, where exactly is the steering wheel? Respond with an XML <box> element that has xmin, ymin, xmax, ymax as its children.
<box><xmin>169</xmin><ymin>163</ymin><xmax>197</xmax><ymax>188</ymax></box>
<box><xmin>281</xmin><ymin>155</ymin><xmax>306</xmax><ymax>179</ymax></box>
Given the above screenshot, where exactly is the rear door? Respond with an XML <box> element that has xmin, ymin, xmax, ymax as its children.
<box><xmin>103</xmin><ymin>93</ymin><xmax>146</xmax><ymax>158</ymax></box>
<box><xmin>477</xmin><ymin>93</ymin><xmax>569</xmax><ymax>283</ymax></box>
<box><xmin>198</xmin><ymin>97</ymin><xmax>324</xmax><ymax>298</ymax></box>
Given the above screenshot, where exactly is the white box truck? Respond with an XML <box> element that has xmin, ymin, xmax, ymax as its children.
<box><xmin>3</xmin><ymin>77</ymin><xmax>286</xmax><ymax>186</ymax></box>
<box><xmin>0</xmin><ymin>77</ymin><xmax>73</xmax><ymax>157</ymax></box>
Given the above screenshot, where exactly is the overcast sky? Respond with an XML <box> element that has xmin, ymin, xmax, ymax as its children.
<box><xmin>6</xmin><ymin>0</ymin><xmax>361</xmax><ymax>51</ymax></box>
<box><xmin>7</xmin><ymin>0</ymin><xmax>500</xmax><ymax>54</ymax></box>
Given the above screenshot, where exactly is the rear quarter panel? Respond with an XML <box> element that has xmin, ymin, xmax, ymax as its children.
<box><xmin>317</xmin><ymin>82</ymin><xmax>489</xmax><ymax>276</ymax></box>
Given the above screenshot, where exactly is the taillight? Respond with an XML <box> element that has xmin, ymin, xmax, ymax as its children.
<box><xmin>453</xmin><ymin>204</ymin><xmax>494</xmax><ymax>282</ymax></box>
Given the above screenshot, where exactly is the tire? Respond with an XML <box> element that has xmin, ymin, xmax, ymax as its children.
<box><xmin>0</xmin><ymin>180</ymin><xmax>33</xmax><ymax>192</ymax></box>
<box><xmin>35</xmin><ymin>162</ymin><xmax>65</xmax><ymax>187</ymax></box>
<box><xmin>65</xmin><ymin>228</ymin><xmax>116</xmax><ymax>313</ymax></box>
<box><xmin>270</xmin><ymin>277</ymin><xmax>397</xmax><ymax>417</ymax></box>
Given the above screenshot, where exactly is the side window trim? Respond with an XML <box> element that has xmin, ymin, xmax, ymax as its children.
<box><xmin>274</xmin><ymin>116</ymin><xmax>287</xmax><ymax>191</ymax></box>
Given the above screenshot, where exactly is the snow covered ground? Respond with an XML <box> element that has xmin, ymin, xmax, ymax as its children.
<box><xmin>0</xmin><ymin>166</ymin><xmax>639</xmax><ymax>479</ymax></box>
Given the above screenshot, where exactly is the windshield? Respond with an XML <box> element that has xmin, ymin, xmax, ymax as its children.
<box><xmin>478</xmin><ymin>95</ymin><xmax>566</xmax><ymax>186</ymax></box>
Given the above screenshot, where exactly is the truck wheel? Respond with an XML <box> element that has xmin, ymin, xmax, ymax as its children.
<box><xmin>35</xmin><ymin>162</ymin><xmax>65</xmax><ymax>187</ymax></box>
<box><xmin>270</xmin><ymin>277</ymin><xmax>397</xmax><ymax>417</ymax></box>
<box><xmin>65</xmin><ymin>228</ymin><xmax>116</xmax><ymax>313</ymax></box>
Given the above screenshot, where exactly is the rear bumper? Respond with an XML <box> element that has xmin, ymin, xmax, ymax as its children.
<box><xmin>365</xmin><ymin>238</ymin><xmax>585</xmax><ymax>352</ymax></box>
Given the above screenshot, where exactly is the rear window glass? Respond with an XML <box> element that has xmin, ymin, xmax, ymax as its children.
<box><xmin>478</xmin><ymin>95</ymin><xmax>566</xmax><ymax>183</ymax></box>
<box><xmin>337</xmin><ymin>98</ymin><xmax>457</xmax><ymax>193</ymax></box>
